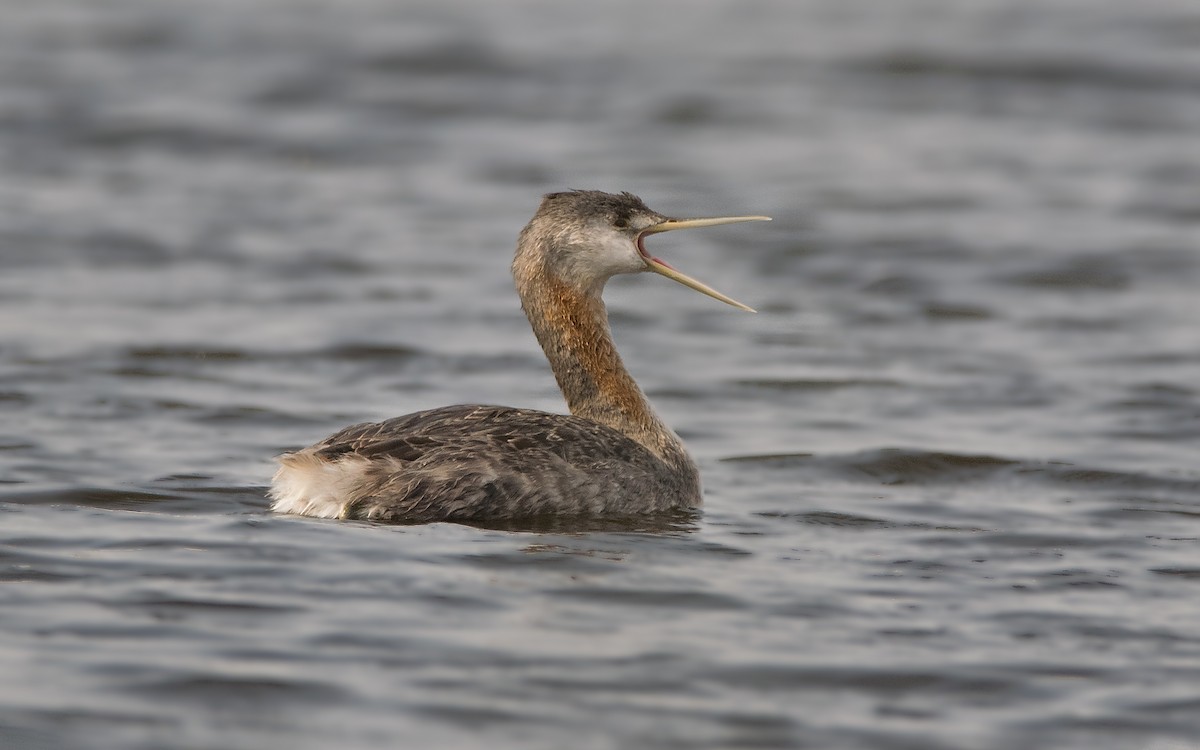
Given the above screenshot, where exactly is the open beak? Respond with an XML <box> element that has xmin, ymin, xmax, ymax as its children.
<box><xmin>637</xmin><ymin>215</ymin><xmax>771</xmax><ymax>312</ymax></box>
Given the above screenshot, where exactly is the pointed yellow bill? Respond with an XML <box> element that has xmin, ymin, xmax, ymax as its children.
<box><xmin>638</xmin><ymin>215</ymin><xmax>771</xmax><ymax>312</ymax></box>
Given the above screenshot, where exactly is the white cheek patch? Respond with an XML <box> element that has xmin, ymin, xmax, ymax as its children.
<box><xmin>571</xmin><ymin>230</ymin><xmax>644</xmax><ymax>280</ymax></box>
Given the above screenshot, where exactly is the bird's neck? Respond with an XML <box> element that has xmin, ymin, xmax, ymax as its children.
<box><xmin>518</xmin><ymin>269</ymin><xmax>687</xmax><ymax>465</ymax></box>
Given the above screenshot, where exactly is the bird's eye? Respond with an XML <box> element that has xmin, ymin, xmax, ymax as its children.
<box><xmin>613</xmin><ymin>218</ymin><xmax>629</xmax><ymax>229</ymax></box>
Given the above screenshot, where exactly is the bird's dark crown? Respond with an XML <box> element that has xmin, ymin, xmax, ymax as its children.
<box><xmin>539</xmin><ymin>190</ymin><xmax>656</xmax><ymax>228</ymax></box>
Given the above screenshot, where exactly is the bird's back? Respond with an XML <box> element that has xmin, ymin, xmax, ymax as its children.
<box><xmin>269</xmin><ymin>404</ymin><xmax>700</xmax><ymax>523</ymax></box>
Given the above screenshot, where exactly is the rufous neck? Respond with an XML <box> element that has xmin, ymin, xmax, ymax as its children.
<box><xmin>516</xmin><ymin>268</ymin><xmax>684</xmax><ymax>462</ymax></box>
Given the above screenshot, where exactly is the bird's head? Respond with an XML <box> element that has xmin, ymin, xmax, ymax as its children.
<box><xmin>514</xmin><ymin>190</ymin><xmax>768</xmax><ymax>311</ymax></box>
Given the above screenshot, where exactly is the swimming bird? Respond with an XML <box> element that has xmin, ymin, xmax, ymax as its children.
<box><xmin>269</xmin><ymin>190</ymin><xmax>769</xmax><ymax>524</ymax></box>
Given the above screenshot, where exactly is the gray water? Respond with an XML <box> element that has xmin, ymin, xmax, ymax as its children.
<box><xmin>2</xmin><ymin>1</ymin><xmax>1199</xmax><ymax>748</ymax></box>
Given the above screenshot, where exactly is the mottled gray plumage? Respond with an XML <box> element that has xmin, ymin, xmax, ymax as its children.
<box><xmin>270</xmin><ymin>190</ymin><xmax>765</xmax><ymax>524</ymax></box>
<box><xmin>305</xmin><ymin>404</ymin><xmax>693</xmax><ymax>523</ymax></box>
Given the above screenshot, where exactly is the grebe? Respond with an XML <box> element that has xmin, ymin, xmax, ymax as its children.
<box><xmin>269</xmin><ymin>190</ymin><xmax>768</xmax><ymax>523</ymax></box>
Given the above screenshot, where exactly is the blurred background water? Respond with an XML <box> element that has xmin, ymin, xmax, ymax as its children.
<box><xmin>1</xmin><ymin>0</ymin><xmax>1199</xmax><ymax>748</ymax></box>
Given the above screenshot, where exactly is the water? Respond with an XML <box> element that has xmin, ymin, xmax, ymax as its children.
<box><xmin>2</xmin><ymin>0</ymin><xmax>1199</xmax><ymax>748</ymax></box>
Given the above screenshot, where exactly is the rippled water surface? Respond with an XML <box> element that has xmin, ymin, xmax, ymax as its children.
<box><xmin>2</xmin><ymin>1</ymin><xmax>1199</xmax><ymax>748</ymax></box>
